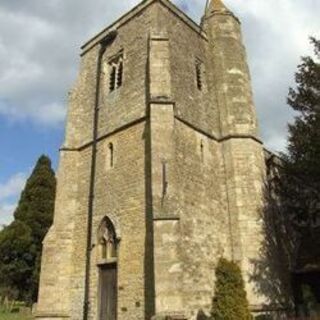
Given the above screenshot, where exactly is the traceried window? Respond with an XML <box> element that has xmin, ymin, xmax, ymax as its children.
<box><xmin>108</xmin><ymin>53</ymin><xmax>124</xmax><ymax>93</ymax></box>
<box><xmin>98</xmin><ymin>218</ymin><xmax>117</xmax><ymax>261</ymax></box>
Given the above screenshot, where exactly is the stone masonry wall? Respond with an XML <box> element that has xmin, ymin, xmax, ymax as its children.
<box><xmin>37</xmin><ymin>150</ymin><xmax>81</xmax><ymax>319</ymax></box>
<box><xmin>88</xmin><ymin>122</ymin><xmax>148</xmax><ymax>320</ymax></box>
<box><xmin>156</xmin><ymin>3</ymin><xmax>221</xmax><ymax>137</ymax></box>
<box><xmin>38</xmin><ymin>1</ymin><xmax>271</xmax><ymax>320</ymax></box>
<box><xmin>174</xmin><ymin>121</ymin><xmax>231</xmax><ymax>319</ymax></box>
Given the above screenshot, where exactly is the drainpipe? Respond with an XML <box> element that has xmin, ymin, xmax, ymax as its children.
<box><xmin>83</xmin><ymin>30</ymin><xmax>117</xmax><ymax>320</ymax></box>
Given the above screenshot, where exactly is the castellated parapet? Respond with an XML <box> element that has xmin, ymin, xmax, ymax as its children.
<box><xmin>37</xmin><ymin>0</ymin><xmax>270</xmax><ymax>319</ymax></box>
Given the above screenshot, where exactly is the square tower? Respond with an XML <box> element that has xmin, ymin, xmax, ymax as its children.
<box><xmin>37</xmin><ymin>1</ymin><xmax>268</xmax><ymax>319</ymax></box>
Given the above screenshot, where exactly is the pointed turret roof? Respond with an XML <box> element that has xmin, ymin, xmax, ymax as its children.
<box><xmin>201</xmin><ymin>0</ymin><xmax>238</xmax><ymax>29</ymax></box>
<box><xmin>209</xmin><ymin>0</ymin><xmax>228</xmax><ymax>11</ymax></box>
<box><xmin>206</xmin><ymin>0</ymin><xmax>230</xmax><ymax>15</ymax></box>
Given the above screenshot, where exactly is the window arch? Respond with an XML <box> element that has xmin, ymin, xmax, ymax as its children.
<box><xmin>97</xmin><ymin>217</ymin><xmax>118</xmax><ymax>261</ymax></box>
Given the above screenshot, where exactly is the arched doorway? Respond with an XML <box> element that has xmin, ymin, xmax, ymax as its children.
<box><xmin>97</xmin><ymin>217</ymin><xmax>118</xmax><ymax>320</ymax></box>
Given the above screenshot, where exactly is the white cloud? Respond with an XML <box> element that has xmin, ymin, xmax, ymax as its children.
<box><xmin>0</xmin><ymin>0</ymin><xmax>140</xmax><ymax>127</ymax></box>
<box><xmin>0</xmin><ymin>203</ymin><xmax>16</xmax><ymax>227</ymax></box>
<box><xmin>0</xmin><ymin>172</ymin><xmax>26</xmax><ymax>202</ymax></box>
<box><xmin>0</xmin><ymin>173</ymin><xmax>27</xmax><ymax>226</ymax></box>
<box><xmin>177</xmin><ymin>0</ymin><xmax>319</xmax><ymax>152</ymax></box>
<box><xmin>223</xmin><ymin>0</ymin><xmax>320</xmax><ymax>152</ymax></box>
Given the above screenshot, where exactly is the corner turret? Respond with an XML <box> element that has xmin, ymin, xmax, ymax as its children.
<box><xmin>203</xmin><ymin>0</ymin><xmax>259</xmax><ymax>138</ymax></box>
<box><xmin>203</xmin><ymin>0</ymin><xmax>268</xmax><ymax>310</ymax></box>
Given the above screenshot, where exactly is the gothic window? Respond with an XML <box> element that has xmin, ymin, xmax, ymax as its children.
<box><xmin>98</xmin><ymin>218</ymin><xmax>117</xmax><ymax>261</ymax></box>
<box><xmin>195</xmin><ymin>59</ymin><xmax>204</xmax><ymax>91</ymax></box>
<box><xmin>108</xmin><ymin>53</ymin><xmax>123</xmax><ymax>93</ymax></box>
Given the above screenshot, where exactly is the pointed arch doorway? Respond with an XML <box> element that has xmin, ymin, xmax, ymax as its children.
<box><xmin>97</xmin><ymin>217</ymin><xmax>119</xmax><ymax>320</ymax></box>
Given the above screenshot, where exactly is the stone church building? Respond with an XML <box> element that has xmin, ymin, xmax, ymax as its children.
<box><xmin>36</xmin><ymin>0</ymin><xmax>271</xmax><ymax>319</ymax></box>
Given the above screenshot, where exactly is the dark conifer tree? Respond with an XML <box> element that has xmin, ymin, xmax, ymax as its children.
<box><xmin>0</xmin><ymin>155</ymin><xmax>56</xmax><ymax>303</ymax></box>
<box><xmin>279</xmin><ymin>38</ymin><xmax>320</xmax><ymax>234</ymax></box>
<box><xmin>267</xmin><ymin>38</ymin><xmax>320</xmax><ymax>314</ymax></box>
<box><xmin>286</xmin><ymin>37</ymin><xmax>320</xmax><ymax>187</ymax></box>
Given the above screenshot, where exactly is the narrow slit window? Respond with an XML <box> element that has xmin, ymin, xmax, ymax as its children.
<box><xmin>200</xmin><ymin>140</ymin><xmax>204</xmax><ymax>162</ymax></box>
<box><xmin>117</xmin><ymin>60</ymin><xmax>123</xmax><ymax>88</ymax></box>
<box><xmin>109</xmin><ymin>143</ymin><xmax>114</xmax><ymax>168</ymax></box>
<box><xmin>109</xmin><ymin>66</ymin><xmax>116</xmax><ymax>92</ymax></box>
<box><xmin>162</xmin><ymin>161</ymin><xmax>168</xmax><ymax>197</ymax></box>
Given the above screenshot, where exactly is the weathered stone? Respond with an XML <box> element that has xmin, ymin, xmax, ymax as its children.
<box><xmin>37</xmin><ymin>0</ymin><xmax>272</xmax><ymax>319</ymax></box>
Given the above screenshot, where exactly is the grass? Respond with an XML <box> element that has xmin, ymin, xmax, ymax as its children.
<box><xmin>0</xmin><ymin>306</ymin><xmax>32</xmax><ymax>320</ymax></box>
<box><xmin>0</xmin><ymin>313</ymin><xmax>32</xmax><ymax>320</ymax></box>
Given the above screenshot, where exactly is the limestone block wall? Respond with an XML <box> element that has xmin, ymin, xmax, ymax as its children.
<box><xmin>38</xmin><ymin>1</ymin><xmax>273</xmax><ymax>319</ymax></box>
<box><xmin>221</xmin><ymin>138</ymin><xmax>267</xmax><ymax>307</ymax></box>
<box><xmin>37</xmin><ymin>151</ymin><xmax>81</xmax><ymax>319</ymax></box>
<box><xmin>155</xmin><ymin>3</ymin><xmax>220</xmax><ymax>137</ymax></box>
<box><xmin>87</xmin><ymin>122</ymin><xmax>149</xmax><ymax>320</ymax></box>
<box><xmin>174</xmin><ymin>121</ymin><xmax>231</xmax><ymax>319</ymax></box>
<box><xmin>65</xmin><ymin>48</ymin><xmax>98</xmax><ymax>147</ymax></box>
<box><xmin>68</xmin><ymin>148</ymin><xmax>92</xmax><ymax>320</ymax></box>
<box><xmin>97</xmin><ymin>6</ymin><xmax>154</xmax><ymax>137</ymax></box>
<box><xmin>205</xmin><ymin>12</ymin><xmax>258</xmax><ymax>138</ymax></box>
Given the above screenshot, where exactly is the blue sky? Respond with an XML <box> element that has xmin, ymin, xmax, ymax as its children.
<box><xmin>0</xmin><ymin>0</ymin><xmax>319</xmax><ymax>226</ymax></box>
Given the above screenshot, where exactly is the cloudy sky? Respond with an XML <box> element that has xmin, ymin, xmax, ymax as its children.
<box><xmin>0</xmin><ymin>0</ymin><xmax>319</xmax><ymax>226</ymax></box>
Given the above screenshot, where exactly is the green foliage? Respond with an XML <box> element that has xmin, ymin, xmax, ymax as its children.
<box><xmin>282</xmin><ymin>37</ymin><xmax>320</xmax><ymax>223</ymax></box>
<box><xmin>282</xmin><ymin>38</ymin><xmax>320</xmax><ymax>267</ymax></box>
<box><xmin>286</xmin><ymin>37</ymin><xmax>320</xmax><ymax>186</ymax></box>
<box><xmin>0</xmin><ymin>305</ymin><xmax>32</xmax><ymax>320</ymax></box>
<box><xmin>266</xmin><ymin>37</ymin><xmax>320</xmax><ymax>315</ymax></box>
<box><xmin>0</xmin><ymin>155</ymin><xmax>56</xmax><ymax>304</ymax></box>
<box><xmin>211</xmin><ymin>258</ymin><xmax>251</xmax><ymax>320</ymax></box>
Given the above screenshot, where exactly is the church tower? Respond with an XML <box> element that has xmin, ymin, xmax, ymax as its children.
<box><xmin>37</xmin><ymin>1</ymin><xmax>268</xmax><ymax>319</ymax></box>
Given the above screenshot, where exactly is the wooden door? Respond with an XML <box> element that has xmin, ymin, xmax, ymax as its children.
<box><xmin>99</xmin><ymin>264</ymin><xmax>117</xmax><ymax>320</ymax></box>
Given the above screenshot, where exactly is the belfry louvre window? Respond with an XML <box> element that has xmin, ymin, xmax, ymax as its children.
<box><xmin>108</xmin><ymin>53</ymin><xmax>124</xmax><ymax>93</ymax></box>
<box><xmin>195</xmin><ymin>59</ymin><xmax>204</xmax><ymax>91</ymax></box>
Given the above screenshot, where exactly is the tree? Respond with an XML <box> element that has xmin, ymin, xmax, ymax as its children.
<box><xmin>281</xmin><ymin>37</ymin><xmax>320</xmax><ymax>253</ymax></box>
<box><xmin>0</xmin><ymin>155</ymin><xmax>56</xmax><ymax>304</ymax></box>
<box><xmin>286</xmin><ymin>37</ymin><xmax>320</xmax><ymax>188</ymax></box>
<box><xmin>268</xmin><ymin>37</ymin><xmax>320</xmax><ymax>315</ymax></box>
<box><xmin>211</xmin><ymin>258</ymin><xmax>251</xmax><ymax>320</ymax></box>
<box><xmin>0</xmin><ymin>221</ymin><xmax>33</xmax><ymax>301</ymax></box>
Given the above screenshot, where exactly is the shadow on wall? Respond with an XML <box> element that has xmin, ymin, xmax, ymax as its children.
<box><xmin>248</xmin><ymin>178</ymin><xmax>297</xmax><ymax>316</ymax></box>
